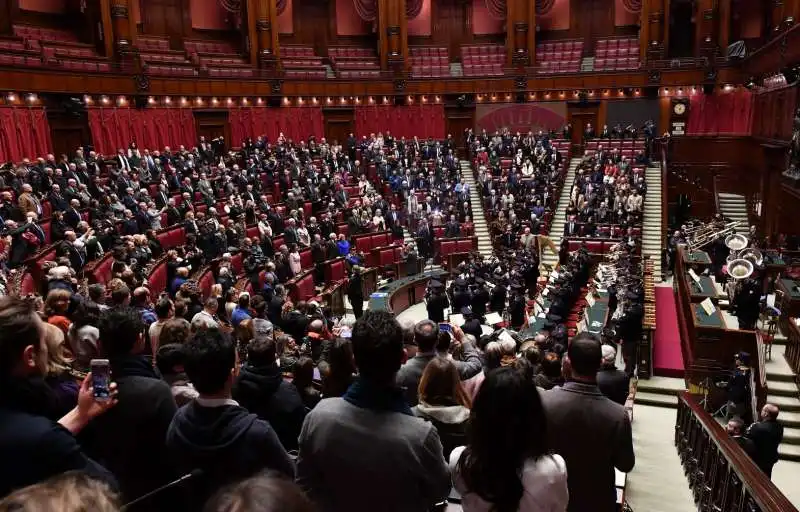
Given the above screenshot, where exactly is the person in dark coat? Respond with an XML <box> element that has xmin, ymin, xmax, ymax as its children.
<box><xmin>167</xmin><ymin>330</ymin><xmax>294</xmax><ymax>511</ymax></box>
<box><xmin>745</xmin><ymin>403</ymin><xmax>784</xmax><ymax>478</ymax></box>
<box><xmin>727</xmin><ymin>417</ymin><xmax>757</xmax><ymax>460</ymax></box>
<box><xmin>347</xmin><ymin>266</ymin><xmax>364</xmax><ymax>319</ymax></box>
<box><xmin>426</xmin><ymin>280</ymin><xmax>449</xmax><ymax>323</ymax></box>
<box><xmin>232</xmin><ymin>337</ymin><xmax>307</xmax><ymax>452</ymax></box>
<box><xmin>0</xmin><ymin>297</ymin><xmax>117</xmax><ymax>499</ymax></box>
<box><xmin>460</xmin><ymin>306</ymin><xmax>482</xmax><ymax>341</ymax></box>
<box><xmin>489</xmin><ymin>281</ymin><xmax>506</xmax><ymax>313</ymax></box>
<box><xmin>596</xmin><ymin>344</ymin><xmax>630</xmax><ymax>406</ymax></box>
<box><xmin>80</xmin><ymin>307</ymin><xmax>178</xmax><ymax>506</ymax></box>
<box><xmin>470</xmin><ymin>277</ymin><xmax>489</xmax><ymax>321</ymax></box>
<box><xmin>508</xmin><ymin>283</ymin><xmax>526</xmax><ymax>330</ymax></box>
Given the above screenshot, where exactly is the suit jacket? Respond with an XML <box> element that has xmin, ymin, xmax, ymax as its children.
<box><xmin>541</xmin><ymin>381</ymin><xmax>635</xmax><ymax>512</ymax></box>
<box><xmin>746</xmin><ymin>419</ymin><xmax>783</xmax><ymax>473</ymax></box>
<box><xmin>18</xmin><ymin>192</ymin><xmax>40</xmax><ymax>216</ymax></box>
<box><xmin>65</xmin><ymin>208</ymin><xmax>82</xmax><ymax>229</ymax></box>
<box><xmin>596</xmin><ymin>366</ymin><xmax>630</xmax><ymax>406</ymax></box>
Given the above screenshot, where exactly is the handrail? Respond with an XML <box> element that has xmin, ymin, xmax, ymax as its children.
<box><xmin>676</xmin><ymin>391</ymin><xmax>797</xmax><ymax>512</ymax></box>
<box><xmin>713</xmin><ymin>174</ymin><xmax>721</xmax><ymax>215</ymax></box>
<box><xmin>660</xmin><ymin>139</ymin><xmax>667</xmax><ymax>251</ymax></box>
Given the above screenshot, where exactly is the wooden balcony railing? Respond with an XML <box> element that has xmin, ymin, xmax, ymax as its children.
<box><xmin>675</xmin><ymin>391</ymin><xmax>797</xmax><ymax>512</ymax></box>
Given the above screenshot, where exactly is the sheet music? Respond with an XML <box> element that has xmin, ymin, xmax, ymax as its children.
<box><xmin>484</xmin><ymin>312</ymin><xmax>503</xmax><ymax>325</ymax></box>
<box><xmin>586</xmin><ymin>293</ymin><xmax>596</xmax><ymax>308</ymax></box>
<box><xmin>688</xmin><ymin>269</ymin><xmax>701</xmax><ymax>284</ymax></box>
<box><xmin>767</xmin><ymin>293</ymin><xmax>776</xmax><ymax>308</ymax></box>
<box><xmin>448</xmin><ymin>313</ymin><xmax>465</xmax><ymax>327</ymax></box>
<box><xmin>700</xmin><ymin>298</ymin><xmax>716</xmax><ymax>316</ymax></box>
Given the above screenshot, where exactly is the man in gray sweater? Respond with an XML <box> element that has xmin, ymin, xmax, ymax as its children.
<box><xmin>297</xmin><ymin>310</ymin><xmax>451</xmax><ymax>512</ymax></box>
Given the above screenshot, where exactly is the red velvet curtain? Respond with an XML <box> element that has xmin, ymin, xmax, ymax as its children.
<box><xmin>0</xmin><ymin>107</ymin><xmax>53</xmax><ymax>164</ymax></box>
<box><xmin>229</xmin><ymin>107</ymin><xmax>324</xmax><ymax>144</ymax></box>
<box><xmin>354</xmin><ymin>105</ymin><xmax>445</xmax><ymax>140</ymax></box>
<box><xmin>88</xmin><ymin>108</ymin><xmax>197</xmax><ymax>155</ymax></box>
<box><xmin>620</xmin><ymin>0</ymin><xmax>642</xmax><ymax>12</ymax></box>
<box><xmin>353</xmin><ymin>0</ymin><xmax>378</xmax><ymax>21</ymax></box>
<box><xmin>485</xmin><ymin>0</ymin><xmax>506</xmax><ymax>19</ymax></box>
<box><xmin>536</xmin><ymin>0</ymin><xmax>556</xmax><ymax>15</ymax></box>
<box><xmin>687</xmin><ymin>89</ymin><xmax>753</xmax><ymax>136</ymax></box>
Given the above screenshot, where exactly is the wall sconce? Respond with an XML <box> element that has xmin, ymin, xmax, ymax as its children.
<box><xmin>164</xmin><ymin>97</ymin><xmax>172</xmax><ymax>105</ymax></box>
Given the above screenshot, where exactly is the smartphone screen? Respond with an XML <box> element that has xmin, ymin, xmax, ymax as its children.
<box><xmin>438</xmin><ymin>323</ymin><xmax>452</xmax><ymax>333</ymax></box>
<box><xmin>90</xmin><ymin>359</ymin><xmax>111</xmax><ymax>401</ymax></box>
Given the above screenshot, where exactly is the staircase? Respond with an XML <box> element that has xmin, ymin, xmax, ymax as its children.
<box><xmin>580</xmin><ymin>56</ymin><xmax>594</xmax><ymax>72</ymax></box>
<box><xmin>633</xmin><ymin>375</ymin><xmax>685</xmax><ymax>409</ymax></box>
<box><xmin>449</xmin><ymin>62</ymin><xmax>463</xmax><ymax>77</ymax></box>
<box><xmin>718</xmin><ymin>192</ymin><xmax>749</xmax><ymax>227</ymax></box>
<box><xmin>461</xmin><ymin>160</ymin><xmax>493</xmax><ymax>257</ymax></box>
<box><xmin>642</xmin><ymin>163</ymin><xmax>663</xmax><ymax>282</ymax></box>
<box><xmin>324</xmin><ymin>64</ymin><xmax>336</xmax><ymax>78</ymax></box>
<box><xmin>542</xmin><ymin>157</ymin><xmax>582</xmax><ymax>268</ymax></box>
<box><xmin>762</xmin><ymin>339</ymin><xmax>800</xmax><ymax>462</ymax></box>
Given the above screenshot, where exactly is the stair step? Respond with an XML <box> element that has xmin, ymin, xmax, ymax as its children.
<box><xmin>779</xmin><ymin>443</ymin><xmax>800</xmax><ymax>461</ymax></box>
<box><xmin>767</xmin><ymin>394</ymin><xmax>800</xmax><ymax>412</ymax></box>
<box><xmin>634</xmin><ymin>391</ymin><xmax>679</xmax><ymax>409</ymax></box>
<box><xmin>767</xmin><ymin>379</ymin><xmax>799</xmax><ymax>397</ymax></box>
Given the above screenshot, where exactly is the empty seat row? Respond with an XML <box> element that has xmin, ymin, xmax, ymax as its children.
<box><xmin>14</xmin><ymin>25</ymin><xmax>78</xmax><ymax>43</ymax></box>
<box><xmin>586</xmin><ymin>139</ymin><xmax>646</xmax><ymax>148</ymax></box>
<box><xmin>60</xmin><ymin>60</ymin><xmax>111</xmax><ymax>72</ymax></box>
<box><xmin>536</xmin><ymin>60</ymin><xmax>581</xmax><ymax>73</ymax></box>
<box><xmin>462</xmin><ymin>63</ymin><xmax>504</xmax><ymax>77</ymax></box>
<box><xmin>282</xmin><ymin>46</ymin><xmax>316</xmax><ymax>58</ymax></box>
<box><xmin>0</xmin><ymin>38</ymin><xmax>29</xmax><ymax>52</ymax></box>
<box><xmin>538</xmin><ymin>50</ymin><xmax>582</xmax><ymax>60</ymax></box>
<box><xmin>409</xmin><ymin>46</ymin><xmax>448</xmax><ymax>57</ymax></box>
<box><xmin>410</xmin><ymin>65</ymin><xmax>450</xmax><ymax>78</ymax></box>
<box><xmin>0</xmin><ymin>54</ymin><xmax>43</xmax><ymax>67</ymax></box>
<box><xmin>333</xmin><ymin>60</ymin><xmax>379</xmax><ymax>70</ymax></box>
<box><xmin>338</xmin><ymin>70</ymin><xmax>381</xmax><ymax>79</ymax></box>
<box><xmin>200</xmin><ymin>56</ymin><xmax>248</xmax><ymax>66</ymax></box>
<box><xmin>329</xmin><ymin>47</ymin><xmax>375</xmax><ymax>59</ymax></box>
<box><xmin>462</xmin><ymin>54</ymin><xmax>504</xmax><ymax>64</ymax></box>
<box><xmin>594</xmin><ymin>57</ymin><xmax>639</xmax><ymax>71</ymax></box>
<box><xmin>208</xmin><ymin>67</ymin><xmax>254</xmax><ymax>78</ymax></box>
<box><xmin>282</xmin><ymin>59</ymin><xmax>324</xmax><ymax>69</ymax></box>
<box><xmin>596</xmin><ymin>47</ymin><xmax>639</xmax><ymax>58</ymax></box>
<box><xmin>284</xmin><ymin>69</ymin><xmax>326</xmax><ymax>79</ymax></box>
<box><xmin>136</xmin><ymin>37</ymin><xmax>170</xmax><ymax>52</ymax></box>
<box><xmin>537</xmin><ymin>40</ymin><xmax>583</xmax><ymax>53</ymax></box>
<box><xmin>44</xmin><ymin>46</ymin><xmax>98</xmax><ymax>58</ymax></box>
<box><xmin>184</xmin><ymin>40</ymin><xmax>236</xmax><ymax>55</ymax></box>
<box><xmin>461</xmin><ymin>44</ymin><xmax>504</xmax><ymax>56</ymax></box>
<box><xmin>410</xmin><ymin>55</ymin><xmax>449</xmax><ymax>65</ymax></box>
<box><xmin>146</xmin><ymin>65</ymin><xmax>196</xmax><ymax>77</ymax></box>
<box><xmin>141</xmin><ymin>53</ymin><xmax>189</xmax><ymax>64</ymax></box>
<box><xmin>596</xmin><ymin>38</ymin><xmax>637</xmax><ymax>49</ymax></box>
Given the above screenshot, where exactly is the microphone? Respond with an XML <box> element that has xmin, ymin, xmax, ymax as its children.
<box><xmin>121</xmin><ymin>469</ymin><xmax>203</xmax><ymax>511</ymax></box>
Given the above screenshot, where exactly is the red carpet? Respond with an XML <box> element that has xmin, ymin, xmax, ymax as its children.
<box><xmin>654</xmin><ymin>286</ymin><xmax>685</xmax><ymax>377</ymax></box>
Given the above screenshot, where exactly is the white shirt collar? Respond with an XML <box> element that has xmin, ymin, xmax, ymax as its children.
<box><xmin>196</xmin><ymin>397</ymin><xmax>239</xmax><ymax>408</ymax></box>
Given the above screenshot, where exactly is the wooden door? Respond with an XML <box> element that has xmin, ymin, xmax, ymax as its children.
<box><xmin>324</xmin><ymin>108</ymin><xmax>354</xmax><ymax>147</ymax></box>
<box><xmin>47</xmin><ymin>110</ymin><xmax>92</xmax><ymax>159</ymax></box>
<box><xmin>567</xmin><ymin>102</ymin><xmax>600</xmax><ymax>148</ymax></box>
<box><xmin>445</xmin><ymin>107</ymin><xmax>475</xmax><ymax>151</ymax></box>
<box><xmin>194</xmin><ymin>110</ymin><xmax>230</xmax><ymax>147</ymax></box>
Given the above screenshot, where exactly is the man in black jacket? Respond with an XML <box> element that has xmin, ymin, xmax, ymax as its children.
<box><xmin>167</xmin><ymin>330</ymin><xmax>294</xmax><ymax>509</ymax></box>
<box><xmin>233</xmin><ymin>337</ymin><xmax>307</xmax><ymax>451</ymax></box>
<box><xmin>81</xmin><ymin>307</ymin><xmax>178</xmax><ymax>505</ymax></box>
<box><xmin>746</xmin><ymin>403</ymin><xmax>784</xmax><ymax>478</ymax></box>
<box><xmin>0</xmin><ymin>297</ymin><xmax>117</xmax><ymax>498</ymax></box>
<box><xmin>596</xmin><ymin>344</ymin><xmax>630</xmax><ymax>406</ymax></box>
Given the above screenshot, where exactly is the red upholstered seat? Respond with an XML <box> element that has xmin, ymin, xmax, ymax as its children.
<box><xmin>147</xmin><ymin>260</ymin><xmax>168</xmax><ymax>295</ymax></box>
<box><xmin>325</xmin><ymin>258</ymin><xmax>346</xmax><ymax>283</ymax></box>
<box><xmin>440</xmin><ymin>240</ymin><xmax>456</xmax><ymax>257</ymax></box>
<box><xmin>230</xmin><ymin>253</ymin><xmax>243</xmax><ymax>275</ymax></box>
<box><xmin>272</xmin><ymin>235</ymin><xmax>285</xmax><ymax>249</ymax></box>
<box><xmin>20</xmin><ymin>272</ymin><xmax>35</xmax><ymax>295</ymax></box>
<box><xmin>246</xmin><ymin>225</ymin><xmax>259</xmax><ymax>240</ymax></box>
<box><xmin>89</xmin><ymin>253</ymin><xmax>115</xmax><ymax>285</ymax></box>
<box><xmin>456</xmin><ymin>239</ymin><xmax>474</xmax><ymax>253</ymax></box>
<box><xmin>568</xmin><ymin>240</ymin><xmax>581</xmax><ymax>252</ymax></box>
<box><xmin>198</xmin><ymin>268</ymin><xmax>215</xmax><ymax>299</ymax></box>
<box><xmin>300</xmin><ymin>248</ymin><xmax>312</xmax><ymax>269</ymax></box>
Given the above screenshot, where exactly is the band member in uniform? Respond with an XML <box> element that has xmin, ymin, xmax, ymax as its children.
<box><xmin>426</xmin><ymin>279</ymin><xmax>449</xmax><ymax>323</ymax></box>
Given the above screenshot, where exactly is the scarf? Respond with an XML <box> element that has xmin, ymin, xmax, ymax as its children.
<box><xmin>343</xmin><ymin>377</ymin><xmax>412</xmax><ymax>416</ymax></box>
<box><xmin>110</xmin><ymin>354</ymin><xmax>160</xmax><ymax>380</ymax></box>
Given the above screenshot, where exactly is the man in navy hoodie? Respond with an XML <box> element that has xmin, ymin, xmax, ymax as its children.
<box><xmin>166</xmin><ymin>329</ymin><xmax>295</xmax><ymax>510</ymax></box>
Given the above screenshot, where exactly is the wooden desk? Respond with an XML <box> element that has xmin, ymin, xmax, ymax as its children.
<box><xmin>777</xmin><ymin>278</ymin><xmax>800</xmax><ymax>319</ymax></box>
<box><xmin>683</xmin><ymin>250</ymin><xmax>712</xmax><ymax>267</ymax></box>
<box><xmin>687</xmin><ymin>274</ymin><xmax>718</xmax><ymax>301</ymax></box>
<box><xmin>368</xmin><ymin>270</ymin><xmax>448</xmax><ymax>315</ymax></box>
<box><xmin>692</xmin><ymin>304</ymin><xmax>725</xmax><ymax>328</ymax></box>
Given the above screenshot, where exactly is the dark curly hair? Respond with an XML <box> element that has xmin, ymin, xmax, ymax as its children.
<box><xmin>350</xmin><ymin>310</ymin><xmax>403</xmax><ymax>381</ymax></box>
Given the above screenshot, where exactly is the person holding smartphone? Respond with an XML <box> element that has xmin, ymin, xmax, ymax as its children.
<box><xmin>0</xmin><ymin>297</ymin><xmax>118</xmax><ymax>498</ymax></box>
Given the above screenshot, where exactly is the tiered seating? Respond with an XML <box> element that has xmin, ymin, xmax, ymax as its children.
<box><xmin>136</xmin><ymin>36</ymin><xmax>197</xmax><ymax>77</ymax></box>
<box><xmin>584</xmin><ymin>138</ymin><xmax>646</xmax><ymax>160</ymax></box>
<box><xmin>594</xmin><ymin>38</ymin><xmax>639</xmax><ymax>71</ymax></box>
<box><xmin>282</xmin><ymin>46</ymin><xmax>326</xmax><ymax>79</ymax></box>
<box><xmin>409</xmin><ymin>46</ymin><xmax>450</xmax><ymax>78</ymax></box>
<box><xmin>12</xmin><ymin>24</ymin><xmax>110</xmax><ymax>72</ymax></box>
<box><xmin>461</xmin><ymin>44</ymin><xmax>504</xmax><ymax>77</ymax></box>
<box><xmin>185</xmin><ymin>39</ymin><xmax>254</xmax><ymax>78</ymax></box>
<box><xmin>535</xmin><ymin>40</ymin><xmax>583</xmax><ymax>74</ymax></box>
<box><xmin>329</xmin><ymin>46</ymin><xmax>380</xmax><ymax>79</ymax></box>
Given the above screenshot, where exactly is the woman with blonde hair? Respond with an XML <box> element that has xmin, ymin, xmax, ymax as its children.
<box><xmin>42</xmin><ymin>322</ymin><xmax>80</xmax><ymax>415</ymax></box>
<box><xmin>413</xmin><ymin>357</ymin><xmax>471</xmax><ymax>458</ymax></box>
<box><xmin>0</xmin><ymin>471</ymin><xmax>119</xmax><ymax>512</ymax></box>
<box><xmin>44</xmin><ymin>288</ymin><xmax>72</xmax><ymax>335</ymax></box>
